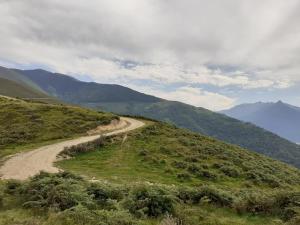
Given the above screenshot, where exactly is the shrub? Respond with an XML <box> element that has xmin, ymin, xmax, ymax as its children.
<box><xmin>187</xmin><ymin>164</ymin><xmax>200</xmax><ymax>174</ymax></box>
<box><xmin>219</xmin><ymin>166</ymin><xmax>240</xmax><ymax>178</ymax></box>
<box><xmin>233</xmin><ymin>192</ymin><xmax>274</xmax><ymax>215</ymax></box>
<box><xmin>5</xmin><ymin>180</ymin><xmax>22</xmax><ymax>194</ymax></box>
<box><xmin>196</xmin><ymin>169</ymin><xmax>218</xmax><ymax>180</ymax></box>
<box><xmin>87</xmin><ymin>183</ymin><xmax>124</xmax><ymax>209</ymax></box>
<box><xmin>176</xmin><ymin>173</ymin><xmax>191</xmax><ymax>182</ymax></box>
<box><xmin>233</xmin><ymin>191</ymin><xmax>300</xmax><ymax>221</ymax></box>
<box><xmin>171</xmin><ymin>161</ymin><xmax>187</xmax><ymax>169</ymax></box>
<box><xmin>17</xmin><ymin>172</ymin><xmax>93</xmax><ymax>211</ymax></box>
<box><xmin>177</xmin><ymin>187</ymin><xmax>199</xmax><ymax>204</ymax></box>
<box><xmin>245</xmin><ymin>170</ymin><xmax>281</xmax><ymax>187</ymax></box>
<box><xmin>177</xmin><ymin>186</ymin><xmax>234</xmax><ymax>207</ymax></box>
<box><xmin>125</xmin><ymin>186</ymin><xmax>174</xmax><ymax>218</ymax></box>
<box><xmin>60</xmin><ymin>136</ymin><xmax>105</xmax><ymax>157</ymax></box>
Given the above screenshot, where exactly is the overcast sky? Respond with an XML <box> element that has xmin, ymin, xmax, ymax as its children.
<box><xmin>1</xmin><ymin>0</ymin><xmax>300</xmax><ymax>110</ymax></box>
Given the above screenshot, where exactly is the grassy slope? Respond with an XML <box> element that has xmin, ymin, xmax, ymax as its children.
<box><xmin>93</xmin><ymin>101</ymin><xmax>300</xmax><ymax>168</ymax></box>
<box><xmin>0</xmin><ymin>96</ymin><xmax>116</xmax><ymax>158</ymax></box>
<box><xmin>15</xmin><ymin>67</ymin><xmax>300</xmax><ymax>168</ymax></box>
<box><xmin>0</xmin><ymin>78</ymin><xmax>48</xmax><ymax>99</ymax></box>
<box><xmin>56</xmin><ymin>121</ymin><xmax>300</xmax><ymax>225</ymax></box>
<box><xmin>0</xmin><ymin>102</ymin><xmax>299</xmax><ymax>224</ymax></box>
<box><xmin>0</xmin><ymin>66</ymin><xmax>45</xmax><ymax>93</ymax></box>
<box><xmin>59</xmin><ymin>121</ymin><xmax>300</xmax><ymax>189</ymax></box>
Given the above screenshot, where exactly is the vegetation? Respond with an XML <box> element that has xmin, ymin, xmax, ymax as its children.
<box><xmin>0</xmin><ymin>97</ymin><xmax>300</xmax><ymax>224</ymax></box>
<box><xmin>59</xmin><ymin>122</ymin><xmax>300</xmax><ymax>188</ymax></box>
<box><xmin>96</xmin><ymin>101</ymin><xmax>300</xmax><ymax>168</ymax></box>
<box><xmin>0</xmin><ymin>170</ymin><xmax>299</xmax><ymax>225</ymax></box>
<box><xmin>0</xmin><ymin>78</ymin><xmax>49</xmax><ymax>99</ymax></box>
<box><xmin>55</xmin><ymin>121</ymin><xmax>300</xmax><ymax>224</ymax></box>
<box><xmin>11</xmin><ymin>66</ymin><xmax>300</xmax><ymax>168</ymax></box>
<box><xmin>0</xmin><ymin>97</ymin><xmax>116</xmax><ymax>158</ymax></box>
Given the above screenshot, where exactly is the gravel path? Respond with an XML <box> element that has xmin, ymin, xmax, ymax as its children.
<box><xmin>0</xmin><ymin>117</ymin><xmax>144</xmax><ymax>180</ymax></box>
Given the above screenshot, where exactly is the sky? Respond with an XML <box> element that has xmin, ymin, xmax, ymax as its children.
<box><xmin>0</xmin><ymin>0</ymin><xmax>300</xmax><ymax>110</ymax></box>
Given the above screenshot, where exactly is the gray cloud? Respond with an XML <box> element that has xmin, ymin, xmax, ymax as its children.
<box><xmin>0</xmin><ymin>0</ymin><xmax>300</xmax><ymax>109</ymax></box>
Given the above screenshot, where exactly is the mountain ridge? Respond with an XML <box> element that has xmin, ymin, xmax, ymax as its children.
<box><xmin>1</xmin><ymin>66</ymin><xmax>300</xmax><ymax>168</ymax></box>
<box><xmin>221</xmin><ymin>101</ymin><xmax>300</xmax><ymax>143</ymax></box>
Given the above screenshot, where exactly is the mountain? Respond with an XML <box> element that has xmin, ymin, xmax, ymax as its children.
<box><xmin>221</xmin><ymin>101</ymin><xmax>300</xmax><ymax>143</ymax></box>
<box><xmin>0</xmin><ymin>97</ymin><xmax>300</xmax><ymax>225</ymax></box>
<box><xmin>0</xmin><ymin>78</ymin><xmax>49</xmax><ymax>99</ymax></box>
<box><xmin>4</xmin><ymin>67</ymin><xmax>300</xmax><ymax>168</ymax></box>
<box><xmin>0</xmin><ymin>66</ymin><xmax>45</xmax><ymax>92</ymax></box>
<box><xmin>14</xmin><ymin>69</ymin><xmax>161</xmax><ymax>103</ymax></box>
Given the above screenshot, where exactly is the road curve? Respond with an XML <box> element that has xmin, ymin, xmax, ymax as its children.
<box><xmin>0</xmin><ymin>117</ymin><xmax>144</xmax><ymax>180</ymax></box>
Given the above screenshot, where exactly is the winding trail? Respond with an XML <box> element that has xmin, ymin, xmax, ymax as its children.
<box><xmin>0</xmin><ymin>117</ymin><xmax>144</xmax><ymax>180</ymax></box>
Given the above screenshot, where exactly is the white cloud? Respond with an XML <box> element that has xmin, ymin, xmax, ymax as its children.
<box><xmin>126</xmin><ymin>85</ymin><xmax>236</xmax><ymax>111</ymax></box>
<box><xmin>0</xmin><ymin>0</ymin><xmax>300</xmax><ymax>108</ymax></box>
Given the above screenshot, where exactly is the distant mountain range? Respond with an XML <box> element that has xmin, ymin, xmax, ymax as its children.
<box><xmin>1</xmin><ymin>66</ymin><xmax>300</xmax><ymax>168</ymax></box>
<box><xmin>221</xmin><ymin>101</ymin><xmax>300</xmax><ymax>143</ymax></box>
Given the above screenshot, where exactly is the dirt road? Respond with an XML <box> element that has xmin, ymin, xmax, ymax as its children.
<box><xmin>0</xmin><ymin>117</ymin><xmax>144</xmax><ymax>180</ymax></box>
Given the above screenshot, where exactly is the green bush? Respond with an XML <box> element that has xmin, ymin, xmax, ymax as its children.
<box><xmin>177</xmin><ymin>186</ymin><xmax>234</xmax><ymax>207</ymax></box>
<box><xmin>219</xmin><ymin>166</ymin><xmax>240</xmax><ymax>178</ymax></box>
<box><xmin>5</xmin><ymin>179</ymin><xmax>22</xmax><ymax>194</ymax></box>
<box><xmin>171</xmin><ymin>161</ymin><xmax>187</xmax><ymax>169</ymax></box>
<box><xmin>17</xmin><ymin>172</ymin><xmax>94</xmax><ymax>211</ymax></box>
<box><xmin>60</xmin><ymin>136</ymin><xmax>105</xmax><ymax>157</ymax></box>
<box><xmin>176</xmin><ymin>173</ymin><xmax>191</xmax><ymax>182</ymax></box>
<box><xmin>125</xmin><ymin>186</ymin><xmax>174</xmax><ymax>218</ymax></box>
<box><xmin>87</xmin><ymin>183</ymin><xmax>124</xmax><ymax>209</ymax></box>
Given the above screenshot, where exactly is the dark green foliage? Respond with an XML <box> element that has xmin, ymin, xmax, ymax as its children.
<box><xmin>195</xmin><ymin>186</ymin><xmax>234</xmax><ymax>207</ymax></box>
<box><xmin>126</xmin><ymin>186</ymin><xmax>174</xmax><ymax>218</ymax></box>
<box><xmin>177</xmin><ymin>186</ymin><xmax>234</xmax><ymax>207</ymax></box>
<box><xmin>176</xmin><ymin>173</ymin><xmax>191</xmax><ymax>182</ymax></box>
<box><xmin>17</xmin><ymin>172</ymin><xmax>92</xmax><ymax>211</ymax></box>
<box><xmin>60</xmin><ymin>136</ymin><xmax>106</xmax><ymax>157</ymax></box>
<box><xmin>233</xmin><ymin>191</ymin><xmax>300</xmax><ymax>221</ymax></box>
<box><xmin>2</xmin><ymin>172</ymin><xmax>300</xmax><ymax>224</ymax></box>
<box><xmin>171</xmin><ymin>161</ymin><xmax>187</xmax><ymax>169</ymax></box>
<box><xmin>4</xmin><ymin>180</ymin><xmax>22</xmax><ymax>194</ymax></box>
<box><xmin>87</xmin><ymin>183</ymin><xmax>124</xmax><ymax>209</ymax></box>
<box><xmin>219</xmin><ymin>165</ymin><xmax>240</xmax><ymax>178</ymax></box>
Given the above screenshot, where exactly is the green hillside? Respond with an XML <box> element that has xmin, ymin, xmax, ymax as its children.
<box><xmin>93</xmin><ymin>101</ymin><xmax>300</xmax><ymax>168</ymax></box>
<box><xmin>0</xmin><ymin>96</ymin><xmax>116</xmax><ymax>158</ymax></box>
<box><xmin>0</xmin><ymin>78</ymin><xmax>48</xmax><ymax>99</ymax></box>
<box><xmin>0</xmin><ymin>66</ymin><xmax>44</xmax><ymax>92</ymax></box>
<box><xmin>1</xmin><ymin>119</ymin><xmax>299</xmax><ymax>225</ymax></box>
<box><xmin>14</xmin><ymin>68</ymin><xmax>300</xmax><ymax>169</ymax></box>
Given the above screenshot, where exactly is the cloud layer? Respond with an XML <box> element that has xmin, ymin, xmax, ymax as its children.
<box><xmin>0</xmin><ymin>0</ymin><xmax>300</xmax><ymax>110</ymax></box>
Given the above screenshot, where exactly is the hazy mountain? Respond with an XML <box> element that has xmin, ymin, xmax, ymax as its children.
<box><xmin>221</xmin><ymin>101</ymin><xmax>300</xmax><ymax>143</ymax></box>
<box><xmin>14</xmin><ymin>69</ymin><xmax>161</xmax><ymax>103</ymax></box>
<box><xmin>0</xmin><ymin>78</ymin><xmax>49</xmax><ymax>99</ymax></box>
<box><xmin>0</xmin><ymin>66</ymin><xmax>45</xmax><ymax>92</ymax></box>
<box><xmin>3</xmin><ymin>67</ymin><xmax>300</xmax><ymax>168</ymax></box>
